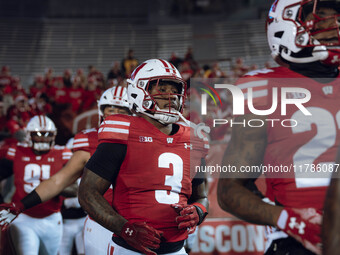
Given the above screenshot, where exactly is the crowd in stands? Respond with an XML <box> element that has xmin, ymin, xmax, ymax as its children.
<box><xmin>0</xmin><ymin>47</ymin><xmax>271</xmax><ymax>147</ymax></box>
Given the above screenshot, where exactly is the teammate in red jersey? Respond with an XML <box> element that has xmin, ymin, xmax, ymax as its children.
<box><xmin>0</xmin><ymin>87</ymin><xmax>130</xmax><ymax>254</ymax></box>
<box><xmin>323</xmin><ymin>167</ymin><xmax>340</xmax><ymax>255</ymax></box>
<box><xmin>79</xmin><ymin>86</ymin><xmax>131</xmax><ymax>255</ymax></box>
<box><xmin>0</xmin><ymin>115</ymin><xmax>72</xmax><ymax>255</ymax></box>
<box><xmin>78</xmin><ymin>59</ymin><xmax>209</xmax><ymax>255</ymax></box>
<box><xmin>217</xmin><ymin>1</ymin><xmax>340</xmax><ymax>255</ymax></box>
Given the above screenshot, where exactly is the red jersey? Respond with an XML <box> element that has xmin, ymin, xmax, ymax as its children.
<box><xmin>6</xmin><ymin>144</ymin><xmax>72</xmax><ymax>218</ymax></box>
<box><xmin>73</xmin><ymin>128</ymin><xmax>113</xmax><ymax>204</ymax></box>
<box><xmin>238</xmin><ymin>66</ymin><xmax>340</xmax><ymax>210</ymax></box>
<box><xmin>98</xmin><ymin>115</ymin><xmax>208</xmax><ymax>242</ymax></box>
<box><xmin>73</xmin><ymin>128</ymin><xmax>98</xmax><ymax>155</ymax></box>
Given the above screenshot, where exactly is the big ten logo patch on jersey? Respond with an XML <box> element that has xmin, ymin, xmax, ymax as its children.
<box><xmin>139</xmin><ymin>136</ymin><xmax>153</xmax><ymax>143</ymax></box>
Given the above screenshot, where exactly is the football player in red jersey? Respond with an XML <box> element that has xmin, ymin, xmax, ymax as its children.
<box><xmin>0</xmin><ymin>87</ymin><xmax>131</xmax><ymax>255</ymax></box>
<box><xmin>323</xmin><ymin>161</ymin><xmax>340</xmax><ymax>255</ymax></box>
<box><xmin>217</xmin><ymin>1</ymin><xmax>340</xmax><ymax>255</ymax></box>
<box><xmin>78</xmin><ymin>59</ymin><xmax>209</xmax><ymax>255</ymax></box>
<box><xmin>0</xmin><ymin>115</ymin><xmax>72</xmax><ymax>255</ymax></box>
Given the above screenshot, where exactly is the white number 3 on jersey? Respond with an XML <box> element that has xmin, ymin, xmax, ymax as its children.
<box><xmin>155</xmin><ymin>153</ymin><xmax>183</xmax><ymax>204</ymax></box>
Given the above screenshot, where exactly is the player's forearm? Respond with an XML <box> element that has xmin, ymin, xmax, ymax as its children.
<box><xmin>35</xmin><ymin>156</ymin><xmax>85</xmax><ymax>202</ymax></box>
<box><xmin>78</xmin><ymin>168</ymin><xmax>127</xmax><ymax>233</ymax></box>
<box><xmin>193</xmin><ymin>197</ymin><xmax>209</xmax><ymax>211</ymax></box>
<box><xmin>323</xmin><ymin>174</ymin><xmax>340</xmax><ymax>255</ymax></box>
<box><xmin>78</xmin><ymin>184</ymin><xmax>126</xmax><ymax>233</ymax></box>
<box><xmin>190</xmin><ymin>181</ymin><xmax>209</xmax><ymax>211</ymax></box>
<box><xmin>217</xmin><ymin>179</ymin><xmax>282</xmax><ymax>226</ymax></box>
<box><xmin>59</xmin><ymin>182</ymin><xmax>78</xmax><ymax>197</ymax></box>
<box><xmin>35</xmin><ymin>171</ymin><xmax>79</xmax><ymax>202</ymax></box>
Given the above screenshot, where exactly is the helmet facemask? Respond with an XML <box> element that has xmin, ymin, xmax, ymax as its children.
<box><xmin>29</xmin><ymin>131</ymin><xmax>56</xmax><ymax>154</ymax></box>
<box><xmin>25</xmin><ymin>115</ymin><xmax>57</xmax><ymax>155</ymax></box>
<box><xmin>133</xmin><ymin>77</ymin><xmax>186</xmax><ymax>124</ymax></box>
<box><xmin>295</xmin><ymin>1</ymin><xmax>340</xmax><ymax>47</ymax></box>
<box><xmin>267</xmin><ymin>0</ymin><xmax>340</xmax><ymax>65</ymax></box>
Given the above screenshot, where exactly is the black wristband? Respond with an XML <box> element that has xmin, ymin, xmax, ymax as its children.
<box><xmin>193</xmin><ymin>205</ymin><xmax>208</xmax><ymax>225</ymax></box>
<box><xmin>21</xmin><ymin>190</ymin><xmax>42</xmax><ymax>210</ymax></box>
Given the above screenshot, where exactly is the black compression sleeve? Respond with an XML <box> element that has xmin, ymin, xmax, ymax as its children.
<box><xmin>21</xmin><ymin>190</ymin><xmax>42</xmax><ymax>210</ymax></box>
<box><xmin>85</xmin><ymin>143</ymin><xmax>127</xmax><ymax>182</ymax></box>
<box><xmin>0</xmin><ymin>158</ymin><xmax>13</xmax><ymax>180</ymax></box>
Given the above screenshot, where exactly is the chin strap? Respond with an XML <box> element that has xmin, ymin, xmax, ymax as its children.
<box><xmin>177</xmin><ymin>111</ymin><xmax>191</xmax><ymax>126</ymax></box>
<box><xmin>136</xmin><ymin>103</ymin><xmax>180</xmax><ymax>125</ymax></box>
<box><xmin>177</xmin><ymin>112</ymin><xmax>211</xmax><ymax>141</ymax></box>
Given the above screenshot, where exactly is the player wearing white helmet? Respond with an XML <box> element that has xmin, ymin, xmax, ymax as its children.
<box><xmin>217</xmin><ymin>1</ymin><xmax>340</xmax><ymax>255</ymax></box>
<box><xmin>26</xmin><ymin>115</ymin><xmax>57</xmax><ymax>153</ymax></box>
<box><xmin>98</xmin><ymin>85</ymin><xmax>130</xmax><ymax>124</ymax></box>
<box><xmin>79</xmin><ymin>59</ymin><xmax>209</xmax><ymax>255</ymax></box>
<box><xmin>267</xmin><ymin>0</ymin><xmax>340</xmax><ymax>66</ymax></box>
<box><xmin>127</xmin><ymin>58</ymin><xmax>186</xmax><ymax>124</ymax></box>
<box><xmin>0</xmin><ymin>87</ymin><xmax>131</xmax><ymax>255</ymax></box>
<box><xmin>0</xmin><ymin>115</ymin><xmax>72</xmax><ymax>255</ymax></box>
<box><xmin>81</xmin><ymin>86</ymin><xmax>130</xmax><ymax>255</ymax></box>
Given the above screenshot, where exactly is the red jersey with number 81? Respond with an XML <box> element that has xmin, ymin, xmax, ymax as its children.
<box><xmin>98</xmin><ymin>115</ymin><xmax>208</xmax><ymax>242</ymax></box>
<box><xmin>237</xmin><ymin>66</ymin><xmax>340</xmax><ymax>210</ymax></box>
<box><xmin>6</xmin><ymin>144</ymin><xmax>72</xmax><ymax>218</ymax></box>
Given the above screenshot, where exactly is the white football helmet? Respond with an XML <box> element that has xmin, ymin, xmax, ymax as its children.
<box><xmin>267</xmin><ymin>0</ymin><xmax>340</xmax><ymax>65</ymax></box>
<box><xmin>26</xmin><ymin>115</ymin><xmax>57</xmax><ymax>153</ymax></box>
<box><xmin>127</xmin><ymin>59</ymin><xmax>187</xmax><ymax>124</ymax></box>
<box><xmin>97</xmin><ymin>86</ymin><xmax>130</xmax><ymax>123</ymax></box>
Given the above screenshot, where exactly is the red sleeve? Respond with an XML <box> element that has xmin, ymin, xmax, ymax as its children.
<box><xmin>61</xmin><ymin>147</ymin><xmax>72</xmax><ymax>165</ymax></box>
<box><xmin>73</xmin><ymin>131</ymin><xmax>91</xmax><ymax>153</ymax></box>
<box><xmin>5</xmin><ymin>146</ymin><xmax>16</xmax><ymax>161</ymax></box>
<box><xmin>98</xmin><ymin>115</ymin><xmax>131</xmax><ymax>144</ymax></box>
